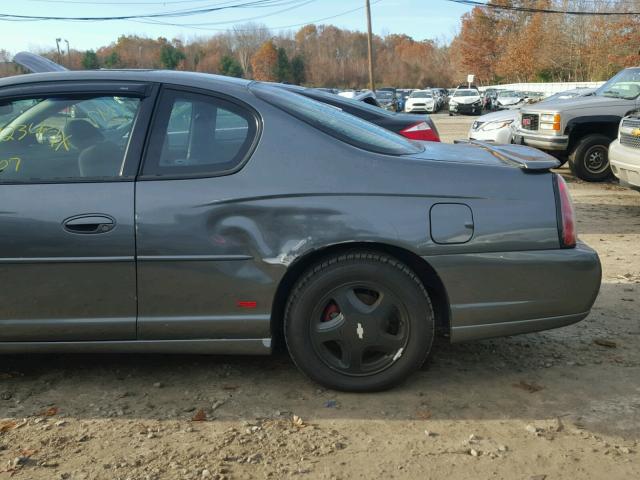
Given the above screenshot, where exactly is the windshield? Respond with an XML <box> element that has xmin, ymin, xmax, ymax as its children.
<box><xmin>498</xmin><ymin>90</ymin><xmax>518</xmax><ymax>98</ymax></box>
<box><xmin>410</xmin><ymin>90</ymin><xmax>432</xmax><ymax>98</ymax></box>
<box><xmin>596</xmin><ymin>68</ymin><xmax>640</xmax><ymax>100</ymax></box>
<box><xmin>542</xmin><ymin>89</ymin><xmax>594</xmax><ymax>102</ymax></box>
<box><xmin>454</xmin><ymin>90</ymin><xmax>478</xmax><ymax>97</ymax></box>
<box><xmin>376</xmin><ymin>91</ymin><xmax>394</xmax><ymax>100</ymax></box>
<box><xmin>252</xmin><ymin>83</ymin><xmax>422</xmax><ymax>156</ymax></box>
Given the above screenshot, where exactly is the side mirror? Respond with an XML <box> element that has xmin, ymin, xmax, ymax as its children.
<box><xmin>0</xmin><ymin>103</ymin><xmax>14</xmax><ymax>115</ymax></box>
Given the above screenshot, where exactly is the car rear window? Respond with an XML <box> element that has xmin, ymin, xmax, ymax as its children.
<box><xmin>250</xmin><ymin>83</ymin><xmax>423</xmax><ymax>156</ymax></box>
<box><xmin>297</xmin><ymin>88</ymin><xmax>392</xmax><ymax>119</ymax></box>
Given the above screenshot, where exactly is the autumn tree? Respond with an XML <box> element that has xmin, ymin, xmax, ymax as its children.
<box><xmin>231</xmin><ymin>23</ymin><xmax>271</xmax><ymax>77</ymax></box>
<box><xmin>251</xmin><ymin>40</ymin><xmax>278</xmax><ymax>81</ymax></box>
<box><xmin>450</xmin><ymin>5</ymin><xmax>501</xmax><ymax>84</ymax></box>
<box><xmin>0</xmin><ymin>49</ymin><xmax>24</xmax><ymax>78</ymax></box>
<box><xmin>5</xmin><ymin>4</ymin><xmax>637</xmax><ymax>85</ymax></box>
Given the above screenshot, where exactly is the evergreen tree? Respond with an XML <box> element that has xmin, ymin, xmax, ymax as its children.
<box><xmin>290</xmin><ymin>55</ymin><xmax>306</xmax><ymax>85</ymax></box>
<box><xmin>220</xmin><ymin>55</ymin><xmax>244</xmax><ymax>77</ymax></box>
<box><xmin>81</xmin><ymin>50</ymin><xmax>100</xmax><ymax>69</ymax></box>
<box><xmin>276</xmin><ymin>47</ymin><xmax>291</xmax><ymax>82</ymax></box>
<box><xmin>160</xmin><ymin>43</ymin><xmax>186</xmax><ymax>70</ymax></box>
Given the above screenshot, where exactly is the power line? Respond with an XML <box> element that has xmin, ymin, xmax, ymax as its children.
<box><xmin>0</xmin><ymin>0</ymin><xmax>302</xmax><ymax>21</ymax></box>
<box><xmin>138</xmin><ymin>0</ymin><xmax>316</xmax><ymax>26</ymax></box>
<box><xmin>22</xmin><ymin>0</ymin><xmax>226</xmax><ymax>5</ymax></box>
<box><xmin>447</xmin><ymin>0</ymin><xmax>640</xmax><ymax>15</ymax></box>
<box><xmin>130</xmin><ymin>0</ymin><xmax>384</xmax><ymax>31</ymax></box>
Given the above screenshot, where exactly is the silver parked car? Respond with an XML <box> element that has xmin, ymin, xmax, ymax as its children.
<box><xmin>469</xmin><ymin>89</ymin><xmax>597</xmax><ymax>145</ymax></box>
<box><xmin>0</xmin><ymin>70</ymin><xmax>601</xmax><ymax>391</ymax></box>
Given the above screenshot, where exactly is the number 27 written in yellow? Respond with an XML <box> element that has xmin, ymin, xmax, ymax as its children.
<box><xmin>0</xmin><ymin>157</ymin><xmax>22</xmax><ymax>172</ymax></box>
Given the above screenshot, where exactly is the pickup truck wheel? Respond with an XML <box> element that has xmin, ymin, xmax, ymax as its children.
<box><xmin>568</xmin><ymin>134</ymin><xmax>613</xmax><ymax>182</ymax></box>
<box><xmin>284</xmin><ymin>252</ymin><xmax>434</xmax><ymax>392</ymax></box>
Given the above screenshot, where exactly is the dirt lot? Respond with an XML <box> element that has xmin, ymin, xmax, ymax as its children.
<box><xmin>1</xmin><ymin>113</ymin><xmax>639</xmax><ymax>480</ymax></box>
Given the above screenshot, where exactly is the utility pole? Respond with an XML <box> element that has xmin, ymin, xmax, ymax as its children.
<box><xmin>64</xmin><ymin>39</ymin><xmax>70</xmax><ymax>67</ymax></box>
<box><xmin>55</xmin><ymin>38</ymin><xmax>62</xmax><ymax>64</ymax></box>
<box><xmin>365</xmin><ymin>0</ymin><xmax>375</xmax><ymax>93</ymax></box>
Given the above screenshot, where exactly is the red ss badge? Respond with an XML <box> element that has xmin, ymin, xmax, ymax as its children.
<box><xmin>522</xmin><ymin>118</ymin><xmax>531</xmax><ymax>126</ymax></box>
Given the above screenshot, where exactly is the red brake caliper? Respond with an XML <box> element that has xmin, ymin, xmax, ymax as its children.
<box><xmin>322</xmin><ymin>302</ymin><xmax>340</xmax><ymax>322</ymax></box>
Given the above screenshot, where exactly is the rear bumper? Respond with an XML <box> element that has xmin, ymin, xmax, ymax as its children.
<box><xmin>610</xmin><ymin>140</ymin><xmax>640</xmax><ymax>189</ymax></box>
<box><xmin>425</xmin><ymin>242</ymin><xmax>601</xmax><ymax>342</ymax></box>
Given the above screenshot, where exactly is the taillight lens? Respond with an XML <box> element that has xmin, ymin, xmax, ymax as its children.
<box><xmin>554</xmin><ymin>174</ymin><xmax>576</xmax><ymax>248</ymax></box>
<box><xmin>400</xmin><ymin>121</ymin><xmax>441</xmax><ymax>142</ymax></box>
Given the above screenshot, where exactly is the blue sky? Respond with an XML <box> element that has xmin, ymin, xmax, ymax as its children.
<box><xmin>0</xmin><ymin>0</ymin><xmax>474</xmax><ymax>54</ymax></box>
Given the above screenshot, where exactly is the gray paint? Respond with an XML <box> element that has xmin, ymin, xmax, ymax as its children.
<box><xmin>0</xmin><ymin>70</ymin><xmax>601</xmax><ymax>352</ymax></box>
<box><xmin>0</xmin><ymin>182</ymin><xmax>136</xmax><ymax>341</ymax></box>
<box><xmin>430</xmin><ymin>203</ymin><xmax>474</xmax><ymax>244</ymax></box>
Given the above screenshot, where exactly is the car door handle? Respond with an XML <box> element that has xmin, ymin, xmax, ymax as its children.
<box><xmin>63</xmin><ymin>214</ymin><xmax>115</xmax><ymax>234</ymax></box>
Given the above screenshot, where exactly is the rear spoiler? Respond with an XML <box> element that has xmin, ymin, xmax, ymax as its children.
<box><xmin>454</xmin><ymin>139</ymin><xmax>560</xmax><ymax>171</ymax></box>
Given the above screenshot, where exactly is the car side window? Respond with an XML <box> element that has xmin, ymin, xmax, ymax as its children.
<box><xmin>143</xmin><ymin>90</ymin><xmax>257</xmax><ymax>177</ymax></box>
<box><xmin>0</xmin><ymin>95</ymin><xmax>141</xmax><ymax>182</ymax></box>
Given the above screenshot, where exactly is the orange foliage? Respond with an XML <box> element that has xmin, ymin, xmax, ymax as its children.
<box><xmin>251</xmin><ymin>40</ymin><xmax>279</xmax><ymax>81</ymax></box>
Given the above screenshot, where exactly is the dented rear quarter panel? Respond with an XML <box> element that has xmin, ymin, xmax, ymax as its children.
<box><xmin>135</xmin><ymin>89</ymin><xmax>568</xmax><ymax>340</ymax></box>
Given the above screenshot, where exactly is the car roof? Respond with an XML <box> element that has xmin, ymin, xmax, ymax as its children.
<box><xmin>0</xmin><ymin>69</ymin><xmax>253</xmax><ymax>91</ymax></box>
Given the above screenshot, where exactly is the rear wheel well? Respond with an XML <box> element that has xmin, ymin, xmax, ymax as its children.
<box><xmin>270</xmin><ymin>242</ymin><xmax>450</xmax><ymax>350</ymax></box>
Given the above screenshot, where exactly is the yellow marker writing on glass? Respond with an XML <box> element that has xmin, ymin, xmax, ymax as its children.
<box><xmin>0</xmin><ymin>157</ymin><xmax>21</xmax><ymax>173</ymax></box>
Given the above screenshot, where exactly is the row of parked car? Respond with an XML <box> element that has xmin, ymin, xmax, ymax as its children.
<box><xmin>298</xmin><ymin>74</ymin><xmax>639</xmax><ymax>185</ymax></box>
<box><xmin>338</xmin><ymin>87</ymin><xmax>460</xmax><ymax>115</ymax></box>
<box><xmin>467</xmin><ymin>66</ymin><xmax>640</xmax><ymax>184</ymax></box>
<box><xmin>481</xmin><ymin>89</ymin><xmax>545</xmax><ymax>111</ymax></box>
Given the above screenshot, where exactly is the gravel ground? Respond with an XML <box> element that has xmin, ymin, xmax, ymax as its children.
<box><xmin>1</xmin><ymin>113</ymin><xmax>639</xmax><ymax>479</ymax></box>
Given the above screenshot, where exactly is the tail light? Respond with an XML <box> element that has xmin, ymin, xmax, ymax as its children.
<box><xmin>400</xmin><ymin>121</ymin><xmax>441</xmax><ymax>142</ymax></box>
<box><xmin>553</xmin><ymin>174</ymin><xmax>576</xmax><ymax>248</ymax></box>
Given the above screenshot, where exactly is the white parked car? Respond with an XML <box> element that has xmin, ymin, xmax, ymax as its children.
<box><xmin>470</xmin><ymin>88</ymin><xmax>597</xmax><ymax>145</ymax></box>
<box><xmin>468</xmin><ymin>109</ymin><xmax>519</xmax><ymax>144</ymax></box>
<box><xmin>404</xmin><ymin>90</ymin><xmax>437</xmax><ymax>113</ymax></box>
<box><xmin>609</xmin><ymin>113</ymin><xmax>640</xmax><ymax>191</ymax></box>
<box><xmin>449</xmin><ymin>88</ymin><xmax>482</xmax><ymax>115</ymax></box>
<box><xmin>495</xmin><ymin>90</ymin><xmax>525</xmax><ymax>109</ymax></box>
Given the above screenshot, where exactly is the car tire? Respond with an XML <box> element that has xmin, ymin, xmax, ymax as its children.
<box><xmin>284</xmin><ymin>251</ymin><xmax>434</xmax><ymax>392</ymax></box>
<box><xmin>568</xmin><ymin>134</ymin><xmax>613</xmax><ymax>181</ymax></box>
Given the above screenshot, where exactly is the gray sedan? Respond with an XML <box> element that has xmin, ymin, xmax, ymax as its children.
<box><xmin>0</xmin><ymin>71</ymin><xmax>601</xmax><ymax>391</ymax></box>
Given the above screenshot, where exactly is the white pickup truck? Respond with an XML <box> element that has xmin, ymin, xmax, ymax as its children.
<box><xmin>514</xmin><ymin>67</ymin><xmax>640</xmax><ymax>181</ymax></box>
<box><xmin>609</xmin><ymin>113</ymin><xmax>640</xmax><ymax>191</ymax></box>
